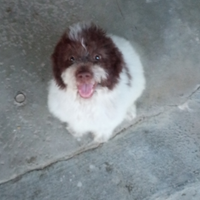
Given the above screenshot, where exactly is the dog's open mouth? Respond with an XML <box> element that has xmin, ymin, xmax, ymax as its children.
<box><xmin>77</xmin><ymin>83</ymin><xmax>95</xmax><ymax>98</ymax></box>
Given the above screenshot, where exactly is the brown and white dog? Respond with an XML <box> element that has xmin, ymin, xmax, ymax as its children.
<box><xmin>48</xmin><ymin>22</ymin><xmax>145</xmax><ymax>142</ymax></box>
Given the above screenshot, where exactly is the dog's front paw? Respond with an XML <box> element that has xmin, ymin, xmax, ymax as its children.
<box><xmin>94</xmin><ymin>136</ymin><xmax>108</xmax><ymax>143</ymax></box>
<box><xmin>125</xmin><ymin>104</ymin><xmax>136</xmax><ymax>121</ymax></box>
<box><xmin>93</xmin><ymin>131</ymin><xmax>113</xmax><ymax>143</ymax></box>
<box><xmin>66</xmin><ymin>126</ymin><xmax>82</xmax><ymax>138</ymax></box>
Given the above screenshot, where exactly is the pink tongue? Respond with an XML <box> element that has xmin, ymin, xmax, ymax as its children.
<box><xmin>78</xmin><ymin>83</ymin><xmax>94</xmax><ymax>98</ymax></box>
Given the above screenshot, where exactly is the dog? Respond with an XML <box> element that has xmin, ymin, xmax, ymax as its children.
<box><xmin>48</xmin><ymin>22</ymin><xmax>145</xmax><ymax>142</ymax></box>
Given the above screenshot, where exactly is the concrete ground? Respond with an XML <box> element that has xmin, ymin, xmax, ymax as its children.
<box><xmin>0</xmin><ymin>0</ymin><xmax>200</xmax><ymax>199</ymax></box>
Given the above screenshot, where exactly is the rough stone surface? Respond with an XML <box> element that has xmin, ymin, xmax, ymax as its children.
<box><xmin>0</xmin><ymin>91</ymin><xmax>200</xmax><ymax>200</ymax></box>
<box><xmin>0</xmin><ymin>0</ymin><xmax>200</xmax><ymax>199</ymax></box>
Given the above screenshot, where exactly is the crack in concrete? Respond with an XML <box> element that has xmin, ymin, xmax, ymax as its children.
<box><xmin>115</xmin><ymin>0</ymin><xmax>124</xmax><ymax>19</ymax></box>
<box><xmin>0</xmin><ymin>85</ymin><xmax>199</xmax><ymax>186</ymax></box>
<box><xmin>112</xmin><ymin>111</ymin><xmax>165</xmax><ymax>141</ymax></box>
<box><xmin>0</xmin><ymin>111</ymin><xmax>167</xmax><ymax>186</ymax></box>
<box><xmin>167</xmin><ymin>84</ymin><xmax>200</xmax><ymax>108</ymax></box>
<box><xmin>0</xmin><ymin>142</ymin><xmax>101</xmax><ymax>185</ymax></box>
<box><xmin>186</xmin><ymin>84</ymin><xmax>200</xmax><ymax>100</ymax></box>
<box><xmin>114</xmin><ymin>84</ymin><xmax>200</xmax><ymax>139</ymax></box>
<box><xmin>178</xmin><ymin>84</ymin><xmax>200</xmax><ymax>111</ymax></box>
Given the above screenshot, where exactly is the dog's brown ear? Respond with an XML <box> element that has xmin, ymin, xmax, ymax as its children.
<box><xmin>51</xmin><ymin>34</ymin><xmax>67</xmax><ymax>89</ymax></box>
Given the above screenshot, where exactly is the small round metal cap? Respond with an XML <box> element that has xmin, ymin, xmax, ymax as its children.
<box><xmin>15</xmin><ymin>92</ymin><xmax>26</xmax><ymax>103</ymax></box>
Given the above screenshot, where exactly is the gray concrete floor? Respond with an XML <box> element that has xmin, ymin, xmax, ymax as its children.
<box><xmin>0</xmin><ymin>0</ymin><xmax>200</xmax><ymax>199</ymax></box>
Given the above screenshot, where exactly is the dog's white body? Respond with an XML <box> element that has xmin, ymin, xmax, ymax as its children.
<box><xmin>48</xmin><ymin>34</ymin><xmax>145</xmax><ymax>142</ymax></box>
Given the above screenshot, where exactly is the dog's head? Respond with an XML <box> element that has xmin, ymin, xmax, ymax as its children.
<box><xmin>51</xmin><ymin>23</ymin><xmax>124</xmax><ymax>98</ymax></box>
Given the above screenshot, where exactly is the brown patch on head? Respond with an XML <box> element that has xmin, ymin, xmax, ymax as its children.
<box><xmin>51</xmin><ymin>35</ymin><xmax>69</xmax><ymax>88</ymax></box>
<box><xmin>80</xmin><ymin>24</ymin><xmax>124</xmax><ymax>89</ymax></box>
<box><xmin>51</xmin><ymin>23</ymin><xmax>125</xmax><ymax>90</ymax></box>
<box><xmin>51</xmin><ymin>35</ymin><xmax>85</xmax><ymax>88</ymax></box>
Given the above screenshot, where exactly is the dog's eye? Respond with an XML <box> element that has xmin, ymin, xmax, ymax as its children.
<box><xmin>70</xmin><ymin>56</ymin><xmax>75</xmax><ymax>62</ymax></box>
<box><xmin>95</xmin><ymin>55</ymin><xmax>101</xmax><ymax>61</ymax></box>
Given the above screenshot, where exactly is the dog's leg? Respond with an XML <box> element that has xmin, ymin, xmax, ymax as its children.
<box><xmin>125</xmin><ymin>104</ymin><xmax>136</xmax><ymax>121</ymax></box>
<box><xmin>66</xmin><ymin>126</ymin><xmax>82</xmax><ymax>138</ymax></box>
<box><xmin>93</xmin><ymin>129</ymin><xmax>114</xmax><ymax>143</ymax></box>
